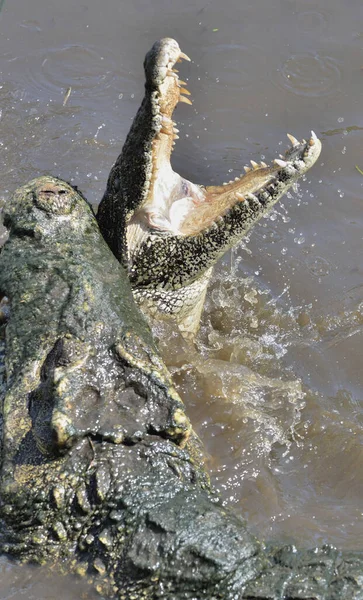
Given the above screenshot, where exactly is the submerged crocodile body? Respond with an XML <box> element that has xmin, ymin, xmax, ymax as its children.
<box><xmin>1</xmin><ymin>177</ymin><xmax>363</xmax><ymax>599</ymax></box>
<box><xmin>97</xmin><ymin>38</ymin><xmax>322</xmax><ymax>335</ymax></box>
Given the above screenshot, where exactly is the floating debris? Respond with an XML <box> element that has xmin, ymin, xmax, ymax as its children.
<box><xmin>62</xmin><ymin>86</ymin><xmax>72</xmax><ymax>107</ymax></box>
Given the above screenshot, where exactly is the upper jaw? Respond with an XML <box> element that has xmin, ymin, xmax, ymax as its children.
<box><xmin>125</xmin><ymin>39</ymin><xmax>196</xmax><ymax>243</ymax></box>
<box><xmin>143</xmin><ymin>37</ymin><xmax>191</xmax><ymax>102</ymax></box>
<box><xmin>143</xmin><ymin>37</ymin><xmax>192</xmax><ymax>151</ymax></box>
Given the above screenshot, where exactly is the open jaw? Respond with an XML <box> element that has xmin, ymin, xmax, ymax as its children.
<box><xmin>126</xmin><ymin>39</ymin><xmax>321</xmax><ymax>241</ymax></box>
<box><xmin>97</xmin><ymin>38</ymin><xmax>322</xmax><ymax>334</ymax></box>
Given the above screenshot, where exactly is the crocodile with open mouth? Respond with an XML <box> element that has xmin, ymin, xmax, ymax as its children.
<box><xmin>97</xmin><ymin>38</ymin><xmax>322</xmax><ymax>335</ymax></box>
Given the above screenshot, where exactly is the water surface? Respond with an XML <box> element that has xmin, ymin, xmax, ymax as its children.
<box><xmin>1</xmin><ymin>0</ymin><xmax>363</xmax><ymax>596</ymax></box>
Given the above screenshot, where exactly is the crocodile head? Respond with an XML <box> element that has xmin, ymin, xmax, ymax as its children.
<box><xmin>97</xmin><ymin>38</ymin><xmax>322</xmax><ymax>335</ymax></box>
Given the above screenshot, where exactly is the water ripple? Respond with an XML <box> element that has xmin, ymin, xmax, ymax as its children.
<box><xmin>202</xmin><ymin>43</ymin><xmax>264</xmax><ymax>91</ymax></box>
<box><xmin>297</xmin><ymin>11</ymin><xmax>328</xmax><ymax>33</ymax></box>
<box><xmin>41</xmin><ymin>45</ymin><xmax>116</xmax><ymax>91</ymax></box>
<box><xmin>277</xmin><ymin>53</ymin><xmax>341</xmax><ymax>97</ymax></box>
<box><xmin>7</xmin><ymin>45</ymin><xmax>118</xmax><ymax>101</ymax></box>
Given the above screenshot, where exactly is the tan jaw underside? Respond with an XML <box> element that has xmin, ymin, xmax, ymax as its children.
<box><xmin>179</xmin><ymin>166</ymin><xmax>280</xmax><ymax>236</ymax></box>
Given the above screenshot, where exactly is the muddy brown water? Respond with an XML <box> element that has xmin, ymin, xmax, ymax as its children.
<box><xmin>1</xmin><ymin>0</ymin><xmax>363</xmax><ymax>596</ymax></box>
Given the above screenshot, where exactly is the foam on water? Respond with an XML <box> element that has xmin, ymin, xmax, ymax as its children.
<box><xmin>154</xmin><ymin>257</ymin><xmax>363</xmax><ymax>548</ymax></box>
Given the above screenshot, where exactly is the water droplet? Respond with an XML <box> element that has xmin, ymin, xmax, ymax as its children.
<box><xmin>294</xmin><ymin>235</ymin><xmax>305</xmax><ymax>245</ymax></box>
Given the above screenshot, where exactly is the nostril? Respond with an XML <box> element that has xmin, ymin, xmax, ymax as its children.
<box><xmin>38</xmin><ymin>186</ymin><xmax>68</xmax><ymax>196</ymax></box>
<box><xmin>34</xmin><ymin>182</ymin><xmax>75</xmax><ymax>215</ymax></box>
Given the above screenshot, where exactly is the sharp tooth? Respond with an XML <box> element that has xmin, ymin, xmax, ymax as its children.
<box><xmin>236</xmin><ymin>192</ymin><xmax>245</xmax><ymax>201</ymax></box>
<box><xmin>250</xmin><ymin>160</ymin><xmax>259</xmax><ymax>169</ymax></box>
<box><xmin>179</xmin><ymin>87</ymin><xmax>191</xmax><ymax>95</ymax></box>
<box><xmin>279</xmin><ymin>154</ymin><xmax>284</xmax><ymax>159</ymax></box>
<box><xmin>309</xmin><ymin>130</ymin><xmax>318</xmax><ymax>146</ymax></box>
<box><xmin>179</xmin><ymin>95</ymin><xmax>193</xmax><ymax>105</ymax></box>
<box><xmin>179</xmin><ymin>79</ymin><xmax>188</xmax><ymax>86</ymax></box>
<box><xmin>179</xmin><ymin>51</ymin><xmax>191</xmax><ymax>62</ymax></box>
<box><xmin>274</xmin><ymin>159</ymin><xmax>288</xmax><ymax>168</ymax></box>
<box><xmin>160</xmin><ymin>127</ymin><xmax>170</xmax><ymax>135</ymax></box>
<box><xmin>173</xmin><ymin>127</ymin><xmax>179</xmax><ymax>133</ymax></box>
<box><xmin>244</xmin><ymin>166</ymin><xmax>251</xmax><ymax>173</ymax></box>
<box><xmin>167</xmin><ymin>69</ymin><xmax>178</xmax><ymax>78</ymax></box>
<box><xmin>234</xmin><ymin>176</ymin><xmax>240</xmax><ymax>181</ymax></box>
<box><xmin>260</xmin><ymin>161</ymin><xmax>268</xmax><ymax>168</ymax></box>
<box><xmin>172</xmin><ymin>68</ymin><xmax>179</xmax><ymax>73</ymax></box>
<box><xmin>174</xmin><ymin>134</ymin><xmax>180</xmax><ymax>139</ymax></box>
<box><xmin>162</xmin><ymin>115</ymin><xmax>172</xmax><ymax>124</ymax></box>
<box><xmin>222</xmin><ymin>182</ymin><xmax>227</xmax><ymax>186</ymax></box>
<box><xmin>302</xmin><ymin>139</ymin><xmax>307</xmax><ymax>144</ymax></box>
<box><xmin>287</xmin><ymin>133</ymin><xmax>300</xmax><ymax>146</ymax></box>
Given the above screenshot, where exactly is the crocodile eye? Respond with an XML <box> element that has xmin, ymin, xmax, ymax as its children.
<box><xmin>34</xmin><ymin>183</ymin><xmax>77</xmax><ymax>215</ymax></box>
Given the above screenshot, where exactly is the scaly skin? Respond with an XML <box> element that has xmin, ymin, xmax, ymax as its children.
<box><xmin>97</xmin><ymin>38</ymin><xmax>322</xmax><ymax>335</ymax></box>
<box><xmin>1</xmin><ymin>177</ymin><xmax>363</xmax><ymax>599</ymax></box>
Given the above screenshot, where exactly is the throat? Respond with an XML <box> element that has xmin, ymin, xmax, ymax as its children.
<box><xmin>127</xmin><ymin>162</ymin><xmax>207</xmax><ymax>248</ymax></box>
